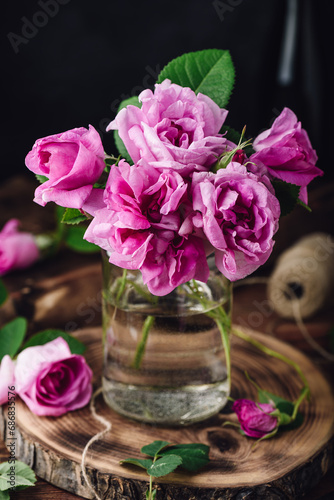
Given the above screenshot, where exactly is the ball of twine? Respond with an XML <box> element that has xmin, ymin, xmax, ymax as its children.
<box><xmin>268</xmin><ymin>233</ymin><xmax>334</xmax><ymax>319</ymax></box>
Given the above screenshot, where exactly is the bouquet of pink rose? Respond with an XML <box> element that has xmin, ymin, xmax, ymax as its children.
<box><xmin>25</xmin><ymin>49</ymin><xmax>322</xmax><ymax>296</ymax></box>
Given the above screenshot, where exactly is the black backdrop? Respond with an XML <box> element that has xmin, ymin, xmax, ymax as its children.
<box><xmin>2</xmin><ymin>0</ymin><xmax>333</xmax><ymax>184</ymax></box>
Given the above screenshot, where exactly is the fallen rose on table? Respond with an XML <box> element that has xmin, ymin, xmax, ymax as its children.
<box><xmin>0</xmin><ymin>281</ymin><xmax>92</xmax><ymax>416</ymax></box>
<box><xmin>224</xmin><ymin>372</ymin><xmax>306</xmax><ymax>448</ymax></box>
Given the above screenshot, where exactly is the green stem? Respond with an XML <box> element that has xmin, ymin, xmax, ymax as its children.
<box><xmin>232</xmin><ymin>326</ymin><xmax>310</xmax><ymax>399</ymax></box>
<box><xmin>148</xmin><ymin>475</ymin><xmax>153</xmax><ymax>500</ymax></box>
<box><xmin>215</xmin><ymin>316</ymin><xmax>231</xmax><ymax>392</ymax></box>
<box><xmin>116</xmin><ymin>269</ymin><xmax>127</xmax><ymax>304</ymax></box>
<box><xmin>104</xmin><ymin>154</ymin><xmax>121</xmax><ymax>163</ymax></box>
<box><xmin>187</xmin><ymin>281</ymin><xmax>232</xmax><ymax>390</ymax></box>
<box><xmin>291</xmin><ymin>386</ymin><xmax>309</xmax><ymax>421</ymax></box>
<box><xmin>132</xmin><ymin>315</ymin><xmax>155</xmax><ymax>369</ymax></box>
<box><xmin>124</xmin><ymin>279</ymin><xmax>158</xmax><ymax>304</ymax></box>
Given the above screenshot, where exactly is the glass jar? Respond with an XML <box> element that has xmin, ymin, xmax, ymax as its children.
<box><xmin>101</xmin><ymin>251</ymin><xmax>232</xmax><ymax>426</ymax></box>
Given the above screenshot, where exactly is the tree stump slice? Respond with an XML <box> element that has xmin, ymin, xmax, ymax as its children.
<box><xmin>1</xmin><ymin>327</ymin><xmax>333</xmax><ymax>500</ymax></box>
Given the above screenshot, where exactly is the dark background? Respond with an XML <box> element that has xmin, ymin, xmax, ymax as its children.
<box><xmin>2</xmin><ymin>0</ymin><xmax>333</xmax><ymax>186</ymax></box>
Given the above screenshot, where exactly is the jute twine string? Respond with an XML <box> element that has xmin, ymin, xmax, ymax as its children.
<box><xmin>82</xmin><ymin>235</ymin><xmax>334</xmax><ymax>498</ymax></box>
<box><xmin>267</xmin><ymin>233</ymin><xmax>334</xmax><ymax>320</ymax></box>
<box><xmin>81</xmin><ymin>386</ymin><xmax>112</xmax><ymax>500</ymax></box>
<box><xmin>235</xmin><ymin>275</ymin><xmax>334</xmax><ymax>362</ymax></box>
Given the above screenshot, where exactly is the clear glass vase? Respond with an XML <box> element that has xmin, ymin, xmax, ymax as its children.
<box><xmin>101</xmin><ymin>251</ymin><xmax>232</xmax><ymax>426</ymax></box>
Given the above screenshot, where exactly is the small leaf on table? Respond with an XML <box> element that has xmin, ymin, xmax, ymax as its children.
<box><xmin>120</xmin><ymin>458</ymin><xmax>153</xmax><ymax>470</ymax></box>
<box><xmin>160</xmin><ymin>443</ymin><xmax>210</xmax><ymax>472</ymax></box>
<box><xmin>147</xmin><ymin>455</ymin><xmax>183</xmax><ymax>478</ymax></box>
<box><xmin>0</xmin><ymin>461</ymin><xmax>36</xmax><ymax>491</ymax></box>
<box><xmin>141</xmin><ymin>440</ymin><xmax>170</xmax><ymax>457</ymax></box>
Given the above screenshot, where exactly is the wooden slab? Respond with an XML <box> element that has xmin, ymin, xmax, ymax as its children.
<box><xmin>1</xmin><ymin>327</ymin><xmax>333</xmax><ymax>499</ymax></box>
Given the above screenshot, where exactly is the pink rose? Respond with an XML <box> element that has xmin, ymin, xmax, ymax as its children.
<box><xmin>251</xmin><ymin>108</ymin><xmax>323</xmax><ymax>203</ymax></box>
<box><xmin>191</xmin><ymin>162</ymin><xmax>280</xmax><ymax>281</ymax></box>
<box><xmin>0</xmin><ymin>355</ymin><xmax>15</xmax><ymax>405</ymax></box>
<box><xmin>0</xmin><ymin>219</ymin><xmax>40</xmax><ymax>276</ymax></box>
<box><xmin>15</xmin><ymin>337</ymin><xmax>92</xmax><ymax>416</ymax></box>
<box><xmin>84</xmin><ymin>159</ymin><xmax>209</xmax><ymax>295</ymax></box>
<box><xmin>107</xmin><ymin>79</ymin><xmax>234</xmax><ymax>171</ymax></box>
<box><xmin>25</xmin><ymin>125</ymin><xmax>106</xmax><ymax>209</ymax></box>
<box><xmin>232</xmin><ymin>399</ymin><xmax>277</xmax><ymax>438</ymax></box>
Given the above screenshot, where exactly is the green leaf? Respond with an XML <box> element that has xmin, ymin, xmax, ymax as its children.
<box><xmin>276</xmin><ymin>401</ymin><xmax>303</xmax><ymax>430</ymax></box>
<box><xmin>258</xmin><ymin>391</ymin><xmax>303</xmax><ymax>430</ymax></box>
<box><xmin>120</xmin><ymin>458</ymin><xmax>153</xmax><ymax>470</ymax></box>
<box><xmin>272</xmin><ymin>180</ymin><xmax>300</xmax><ymax>217</ymax></box>
<box><xmin>0</xmin><ymin>490</ymin><xmax>10</xmax><ymax>500</ymax></box>
<box><xmin>0</xmin><ymin>317</ymin><xmax>27</xmax><ymax>361</ymax></box>
<box><xmin>61</xmin><ymin>208</ymin><xmax>87</xmax><ymax>225</ymax></box>
<box><xmin>141</xmin><ymin>440</ymin><xmax>170</xmax><ymax>458</ymax></box>
<box><xmin>157</xmin><ymin>49</ymin><xmax>235</xmax><ymax>108</ymax></box>
<box><xmin>113</xmin><ymin>96</ymin><xmax>141</xmax><ymax>162</ymax></box>
<box><xmin>0</xmin><ymin>461</ymin><xmax>36</xmax><ymax>491</ymax></box>
<box><xmin>21</xmin><ymin>329</ymin><xmax>86</xmax><ymax>355</ymax></box>
<box><xmin>0</xmin><ymin>280</ymin><xmax>8</xmax><ymax>307</ymax></box>
<box><xmin>114</xmin><ymin>131</ymin><xmax>132</xmax><ymax>163</ymax></box>
<box><xmin>258</xmin><ymin>389</ymin><xmax>287</xmax><ymax>407</ymax></box>
<box><xmin>147</xmin><ymin>455</ymin><xmax>182</xmax><ymax>478</ymax></box>
<box><xmin>220</xmin><ymin>125</ymin><xmax>241</xmax><ymax>145</ymax></box>
<box><xmin>64</xmin><ymin>225</ymin><xmax>99</xmax><ymax>253</ymax></box>
<box><xmin>160</xmin><ymin>444</ymin><xmax>210</xmax><ymax>472</ymax></box>
<box><xmin>118</xmin><ymin>95</ymin><xmax>141</xmax><ymax>112</ymax></box>
<box><xmin>35</xmin><ymin>174</ymin><xmax>48</xmax><ymax>184</ymax></box>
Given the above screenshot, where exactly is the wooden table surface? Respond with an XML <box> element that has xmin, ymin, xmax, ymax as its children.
<box><xmin>0</xmin><ymin>175</ymin><xmax>334</xmax><ymax>499</ymax></box>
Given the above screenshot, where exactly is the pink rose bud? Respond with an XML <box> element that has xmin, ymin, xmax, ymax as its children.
<box><xmin>232</xmin><ymin>149</ymin><xmax>246</xmax><ymax>164</ymax></box>
<box><xmin>0</xmin><ymin>355</ymin><xmax>15</xmax><ymax>405</ymax></box>
<box><xmin>232</xmin><ymin>399</ymin><xmax>278</xmax><ymax>438</ymax></box>
<box><xmin>25</xmin><ymin>125</ymin><xmax>106</xmax><ymax>209</ymax></box>
<box><xmin>15</xmin><ymin>337</ymin><xmax>92</xmax><ymax>416</ymax></box>
<box><xmin>0</xmin><ymin>219</ymin><xmax>40</xmax><ymax>276</ymax></box>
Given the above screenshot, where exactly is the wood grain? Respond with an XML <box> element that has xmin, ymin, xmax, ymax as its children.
<box><xmin>1</xmin><ymin>327</ymin><xmax>333</xmax><ymax>499</ymax></box>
